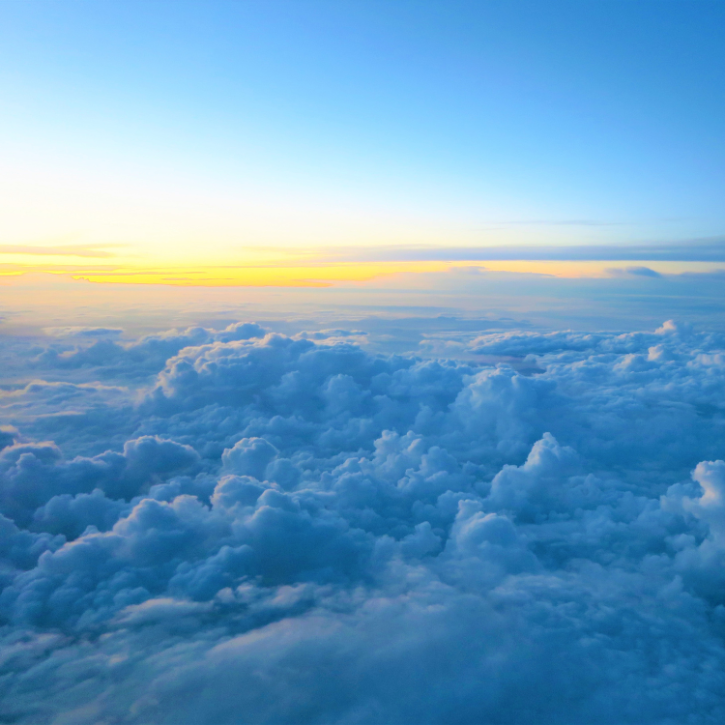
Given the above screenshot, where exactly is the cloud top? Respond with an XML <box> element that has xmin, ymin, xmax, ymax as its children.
<box><xmin>1</xmin><ymin>319</ymin><xmax>725</xmax><ymax>723</ymax></box>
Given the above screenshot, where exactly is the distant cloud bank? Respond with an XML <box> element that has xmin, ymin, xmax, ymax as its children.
<box><xmin>1</xmin><ymin>318</ymin><xmax>725</xmax><ymax>723</ymax></box>
<box><xmin>330</xmin><ymin>238</ymin><xmax>725</xmax><ymax>262</ymax></box>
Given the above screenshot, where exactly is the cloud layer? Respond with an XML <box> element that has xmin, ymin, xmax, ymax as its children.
<box><xmin>2</xmin><ymin>319</ymin><xmax>725</xmax><ymax>723</ymax></box>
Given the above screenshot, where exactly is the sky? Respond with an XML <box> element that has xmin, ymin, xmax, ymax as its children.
<box><xmin>3</xmin><ymin>4</ymin><xmax>725</xmax><ymax>724</ymax></box>
<box><xmin>2</xmin><ymin>0</ymin><xmax>725</xmax><ymax>283</ymax></box>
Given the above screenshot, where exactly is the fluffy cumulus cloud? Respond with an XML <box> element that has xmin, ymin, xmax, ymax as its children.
<box><xmin>1</xmin><ymin>319</ymin><xmax>725</xmax><ymax>723</ymax></box>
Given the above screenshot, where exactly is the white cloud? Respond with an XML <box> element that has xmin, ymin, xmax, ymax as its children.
<box><xmin>1</xmin><ymin>320</ymin><xmax>725</xmax><ymax>722</ymax></box>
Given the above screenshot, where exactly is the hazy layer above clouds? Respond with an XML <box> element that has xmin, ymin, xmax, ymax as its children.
<box><xmin>2</xmin><ymin>266</ymin><xmax>725</xmax><ymax>342</ymax></box>
<box><xmin>2</xmin><ymin>311</ymin><xmax>725</xmax><ymax>724</ymax></box>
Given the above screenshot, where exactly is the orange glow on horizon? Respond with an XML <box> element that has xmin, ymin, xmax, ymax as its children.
<box><xmin>1</xmin><ymin>259</ymin><xmax>724</xmax><ymax>287</ymax></box>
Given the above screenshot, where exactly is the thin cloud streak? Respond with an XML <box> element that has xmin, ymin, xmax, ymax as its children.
<box><xmin>324</xmin><ymin>239</ymin><xmax>725</xmax><ymax>263</ymax></box>
<box><xmin>0</xmin><ymin>245</ymin><xmax>118</xmax><ymax>258</ymax></box>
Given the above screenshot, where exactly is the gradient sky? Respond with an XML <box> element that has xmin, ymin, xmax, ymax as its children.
<box><xmin>2</xmin><ymin>0</ymin><xmax>725</xmax><ymax>273</ymax></box>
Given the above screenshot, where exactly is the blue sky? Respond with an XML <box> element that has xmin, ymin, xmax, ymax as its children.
<box><xmin>2</xmin><ymin>0</ymin><xmax>725</xmax><ymax>260</ymax></box>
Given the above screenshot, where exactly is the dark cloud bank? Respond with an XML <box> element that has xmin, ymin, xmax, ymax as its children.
<box><xmin>2</xmin><ymin>318</ymin><xmax>725</xmax><ymax>724</ymax></box>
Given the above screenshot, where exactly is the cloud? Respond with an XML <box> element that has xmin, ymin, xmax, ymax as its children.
<box><xmin>0</xmin><ymin>435</ymin><xmax>200</xmax><ymax>527</ymax></box>
<box><xmin>0</xmin><ymin>245</ymin><xmax>118</xmax><ymax>258</ymax></box>
<box><xmin>319</xmin><ymin>238</ymin><xmax>725</xmax><ymax>262</ymax></box>
<box><xmin>43</xmin><ymin>327</ymin><xmax>124</xmax><ymax>338</ymax></box>
<box><xmin>607</xmin><ymin>265</ymin><xmax>663</xmax><ymax>278</ymax></box>
<box><xmin>32</xmin><ymin>321</ymin><xmax>267</xmax><ymax>381</ymax></box>
<box><xmin>1</xmin><ymin>320</ymin><xmax>725</xmax><ymax>722</ymax></box>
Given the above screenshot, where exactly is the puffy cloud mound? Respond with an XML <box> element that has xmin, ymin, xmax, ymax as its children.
<box><xmin>1</xmin><ymin>321</ymin><xmax>725</xmax><ymax>723</ymax></box>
